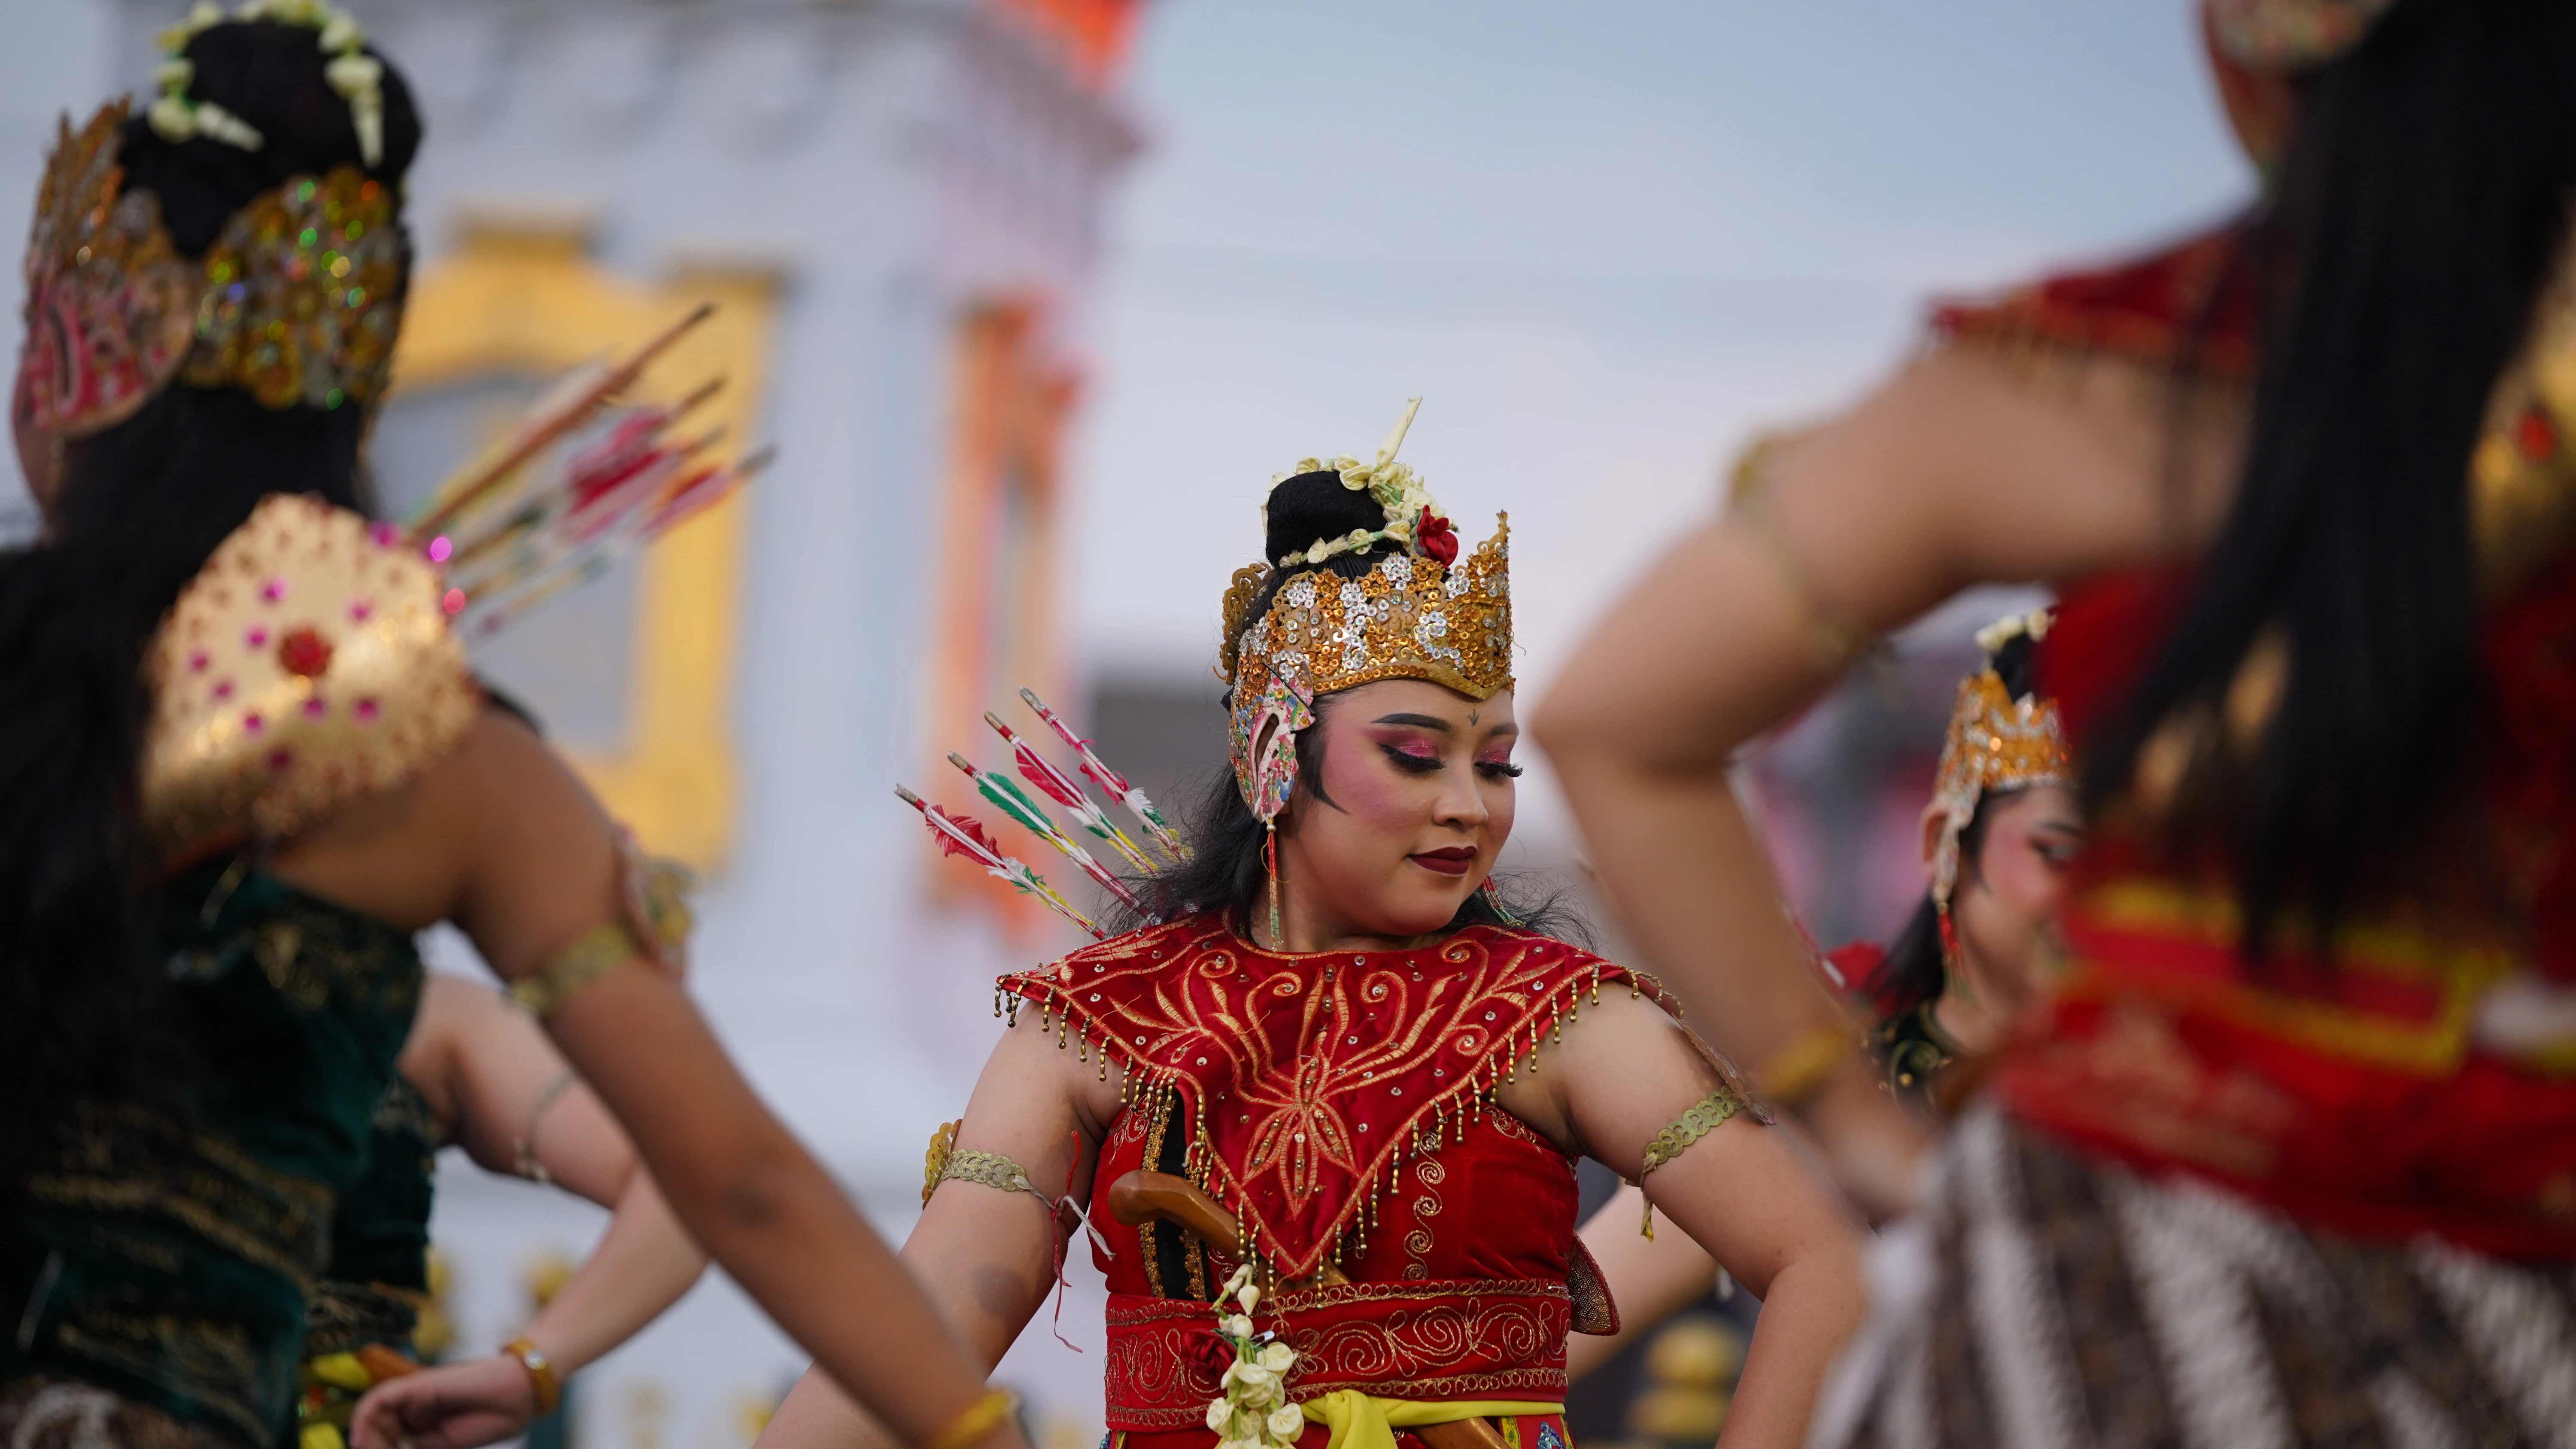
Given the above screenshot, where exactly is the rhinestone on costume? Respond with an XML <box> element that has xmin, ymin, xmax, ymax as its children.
<box><xmin>183</xmin><ymin>166</ymin><xmax>404</xmax><ymax>411</ymax></box>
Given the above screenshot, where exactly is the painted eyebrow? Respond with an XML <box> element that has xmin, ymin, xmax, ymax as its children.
<box><xmin>1371</xmin><ymin>712</ymin><xmax>1454</xmax><ymax>731</ymax></box>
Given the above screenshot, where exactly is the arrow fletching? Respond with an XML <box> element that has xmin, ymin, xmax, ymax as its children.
<box><xmin>1018</xmin><ymin>687</ymin><xmax>1191</xmax><ymax>861</ymax></box>
<box><xmin>946</xmin><ymin>755</ymin><xmax>1145</xmax><ymax>913</ymax></box>
<box><xmin>896</xmin><ymin>785</ymin><xmax>1101</xmax><ymax>938</ymax></box>
<box><xmin>985</xmin><ymin>712</ymin><xmax>1158</xmax><ymax>875</ymax></box>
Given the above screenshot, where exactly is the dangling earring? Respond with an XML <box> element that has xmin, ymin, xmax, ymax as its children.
<box><xmin>1481</xmin><ymin>878</ymin><xmax>1524</xmax><ymax>929</ymax></box>
<box><xmin>1935</xmin><ymin>897</ymin><xmax>1961</xmax><ymax>978</ymax></box>
<box><xmin>1265</xmin><ymin>822</ymin><xmax>1282</xmax><ymax>950</ymax></box>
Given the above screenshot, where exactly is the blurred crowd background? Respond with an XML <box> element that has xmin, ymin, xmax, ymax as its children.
<box><xmin>0</xmin><ymin>3</ymin><xmax>2251</xmax><ymax>1448</ymax></box>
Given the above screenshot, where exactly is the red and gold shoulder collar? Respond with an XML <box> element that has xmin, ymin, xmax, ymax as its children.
<box><xmin>999</xmin><ymin>915</ymin><xmax>1670</xmax><ymax>1281</ymax></box>
<box><xmin>1930</xmin><ymin>221</ymin><xmax>2260</xmax><ymax>382</ymax></box>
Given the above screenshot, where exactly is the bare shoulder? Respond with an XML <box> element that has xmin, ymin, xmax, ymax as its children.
<box><xmin>1549</xmin><ymin>988</ymin><xmax>1711</xmax><ymax>1075</ymax></box>
<box><xmin>1495</xmin><ymin>988</ymin><xmax>1713</xmax><ymax>1154</ymax></box>
<box><xmin>266</xmin><ymin>706</ymin><xmax>561</xmax><ymax>931</ymax></box>
<box><xmin>978</xmin><ymin>1006</ymin><xmax>1127</xmax><ymax>1142</ymax></box>
<box><xmin>1768</xmin><ymin>347</ymin><xmax>2245</xmax><ymax>606</ymax></box>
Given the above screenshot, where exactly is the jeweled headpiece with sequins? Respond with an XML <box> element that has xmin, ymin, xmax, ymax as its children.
<box><xmin>1929</xmin><ymin>609</ymin><xmax>2072</xmax><ymax>912</ymax></box>
<box><xmin>15</xmin><ymin>100</ymin><xmax>404</xmax><ymax>441</ymax></box>
<box><xmin>1217</xmin><ymin>403</ymin><xmax>1513</xmax><ymax>822</ymax></box>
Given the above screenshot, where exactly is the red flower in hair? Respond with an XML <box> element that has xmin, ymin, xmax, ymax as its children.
<box><xmin>1415</xmin><ymin>510</ymin><xmax>1458</xmax><ymax>567</ymax></box>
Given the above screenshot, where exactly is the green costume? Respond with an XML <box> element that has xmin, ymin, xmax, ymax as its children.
<box><xmin>1</xmin><ymin>861</ymin><xmax>424</xmax><ymax>1448</ymax></box>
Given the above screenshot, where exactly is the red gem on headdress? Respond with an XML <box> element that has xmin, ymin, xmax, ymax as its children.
<box><xmin>2516</xmin><ymin>405</ymin><xmax>2559</xmax><ymax>461</ymax></box>
<box><xmin>277</xmin><ymin>627</ymin><xmax>334</xmax><ymax>678</ymax></box>
<box><xmin>1416</xmin><ymin>510</ymin><xmax>1459</xmax><ymax>567</ymax></box>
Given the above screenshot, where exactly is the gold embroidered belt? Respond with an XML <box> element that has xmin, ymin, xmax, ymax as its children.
<box><xmin>1101</xmin><ymin>1278</ymin><xmax>1571</xmax><ymax>1432</ymax></box>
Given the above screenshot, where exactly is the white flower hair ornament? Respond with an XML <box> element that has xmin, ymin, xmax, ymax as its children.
<box><xmin>1267</xmin><ymin>398</ymin><xmax>1462</xmax><ymax>570</ymax></box>
<box><xmin>148</xmin><ymin>0</ymin><xmax>386</xmax><ymax>167</ymax></box>
<box><xmin>1972</xmin><ymin>607</ymin><xmax>2053</xmax><ymax>655</ymax></box>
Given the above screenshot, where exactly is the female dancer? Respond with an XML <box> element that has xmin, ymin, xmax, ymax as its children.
<box><xmin>758</xmin><ymin>412</ymin><xmax>1864</xmax><ymax>1449</ymax></box>
<box><xmin>1542</xmin><ymin>0</ymin><xmax>2576</xmax><ymax>1437</ymax></box>
<box><xmin>1837</xmin><ymin>609</ymin><xmax>2077</xmax><ymax>1112</ymax></box>
<box><xmin>1567</xmin><ymin>611</ymin><xmax>2078</xmax><ymax>1380</ymax></box>
<box><xmin>302</xmin><ymin>971</ymin><xmax>708</xmax><ymax>1449</ymax></box>
<box><xmin>0</xmin><ymin>15</ymin><xmax>1015</xmax><ymax>1449</ymax></box>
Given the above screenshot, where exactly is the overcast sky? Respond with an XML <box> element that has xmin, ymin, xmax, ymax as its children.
<box><xmin>1072</xmin><ymin>0</ymin><xmax>2254</xmax><ymax>690</ymax></box>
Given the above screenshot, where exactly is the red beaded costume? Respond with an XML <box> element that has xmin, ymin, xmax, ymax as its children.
<box><xmin>998</xmin><ymin>917</ymin><xmax>1653</xmax><ymax>1448</ymax></box>
<box><xmin>1819</xmin><ymin>206</ymin><xmax>2576</xmax><ymax>1449</ymax></box>
<box><xmin>1926</xmin><ymin>214</ymin><xmax>2576</xmax><ymax>1257</ymax></box>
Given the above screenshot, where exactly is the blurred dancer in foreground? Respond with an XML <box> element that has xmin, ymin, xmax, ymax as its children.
<box><xmin>0</xmin><ymin>15</ymin><xmax>1016</xmax><ymax>1449</ymax></box>
<box><xmin>300</xmin><ymin>972</ymin><xmax>709</xmax><ymax>1449</ymax></box>
<box><xmin>1542</xmin><ymin>0</ymin><xmax>2576</xmax><ymax>1439</ymax></box>
<box><xmin>760</xmin><ymin>412</ymin><xmax>1862</xmax><ymax>1449</ymax></box>
<box><xmin>1568</xmin><ymin>611</ymin><xmax>2078</xmax><ymax>1380</ymax></box>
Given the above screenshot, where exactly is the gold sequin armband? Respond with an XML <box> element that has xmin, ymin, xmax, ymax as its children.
<box><xmin>923</xmin><ymin>1122</ymin><xmax>1060</xmax><ymax>1220</ymax></box>
<box><xmin>931</xmin><ymin>1146</ymin><xmax>1060</xmax><ymax>1218</ymax></box>
<box><xmin>917</xmin><ymin>1388</ymin><xmax>1016</xmax><ymax>1449</ymax></box>
<box><xmin>1754</xmin><ymin>1022</ymin><xmax>1862</xmax><ymax>1112</ymax></box>
<box><xmin>1633</xmin><ymin>1088</ymin><xmax>1745</xmax><ymax>1240</ymax></box>
<box><xmin>506</xmin><ymin>922</ymin><xmax>642</xmax><ymax>1019</ymax></box>
<box><xmin>1732</xmin><ymin>478</ymin><xmax>1874</xmax><ymax>672</ymax></box>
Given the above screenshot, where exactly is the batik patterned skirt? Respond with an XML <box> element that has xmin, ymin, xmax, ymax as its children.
<box><xmin>1813</xmin><ymin>1110</ymin><xmax>2576</xmax><ymax>1449</ymax></box>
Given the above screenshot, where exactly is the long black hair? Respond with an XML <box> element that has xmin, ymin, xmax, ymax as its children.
<box><xmin>1867</xmin><ymin>632</ymin><xmax>2044</xmax><ymax>1019</ymax></box>
<box><xmin>2082</xmin><ymin>0</ymin><xmax>2576</xmax><ymax>952</ymax></box>
<box><xmin>0</xmin><ymin>20</ymin><xmax>422</xmax><ymax>1198</ymax></box>
<box><xmin>1111</xmin><ymin>470</ymin><xmax>1589</xmax><ymax>946</ymax></box>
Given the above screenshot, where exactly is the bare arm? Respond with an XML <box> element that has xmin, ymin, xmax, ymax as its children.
<box><xmin>324</xmin><ymin>712</ymin><xmax>1014</xmax><ymax>1449</ymax></box>
<box><xmin>1564</xmin><ymin>1185</ymin><xmax>1717</xmax><ymax>1382</ymax></box>
<box><xmin>1498</xmin><ymin>993</ymin><xmax>1865</xmax><ymax>1449</ymax></box>
<box><xmin>353</xmin><ymin>979</ymin><xmax>711</xmax><ymax>1449</ymax></box>
<box><xmin>759</xmin><ymin>1010</ymin><xmax>1123</xmax><ymax>1449</ymax></box>
<box><xmin>1533</xmin><ymin>351</ymin><xmax>2236</xmax><ymax>1213</ymax></box>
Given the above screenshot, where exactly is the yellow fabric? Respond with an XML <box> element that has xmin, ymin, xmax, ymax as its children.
<box><xmin>1297</xmin><ymin>1394</ymin><xmax>1562</xmax><ymax>1449</ymax></box>
<box><xmin>300</xmin><ymin>1424</ymin><xmax>346</xmax><ymax>1449</ymax></box>
<box><xmin>305</xmin><ymin>1354</ymin><xmax>374</xmax><ymax>1392</ymax></box>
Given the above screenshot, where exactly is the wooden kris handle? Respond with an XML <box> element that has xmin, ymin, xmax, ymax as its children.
<box><xmin>1099</xmin><ymin>1172</ymin><xmax>1513</xmax><ymax>1449</ymax></box>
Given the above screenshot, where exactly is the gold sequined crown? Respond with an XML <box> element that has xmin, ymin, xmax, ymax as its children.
<box><xmin>1928</xmin><ymin>610</ymin><xmax>2072</xmax><ymax>907</ymax></box>
<box><xmin>16</xmin><ymin>101</ymin><xmax>404</xmax><ymax>440</ymax></box>
<box><xmin>1219</xmin><ymin>514</ymin><xmax>1514</xmax><ymax>709</ymax></box>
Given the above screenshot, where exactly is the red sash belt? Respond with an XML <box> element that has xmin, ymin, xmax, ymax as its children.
<box><xmin>1101</xmin><ymin>1278</ymin><xmax>1571</xmax><ymax>1431</ymax></box>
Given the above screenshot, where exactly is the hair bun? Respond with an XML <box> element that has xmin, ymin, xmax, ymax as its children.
<box><xmin>1264</xmin><ymin>470</ymin><xmax>1388</xmax><ymax>566</ymax></box>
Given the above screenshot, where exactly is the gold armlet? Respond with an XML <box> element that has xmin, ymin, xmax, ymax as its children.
<box><xmin>922</xmin><ymin>1120</ymin><xmax>962</xmax><ymax>1207</ymax></box>
<box><xmin>931</xmin><ymin>1146</ymin><xmax>1055</xmax><ymax>1215</ymax></box>
<box><xmin>1732</xmin><ymin>485</ymin><xmax>1873</xmax><ymax>671</ymax></box>
<box><xmin>1753</xmin><ymin>1023</ymin><xmax>1862</xmax><ymax>1113</ymax></box>
<box><xmin>917</xmin><ymin>1388</ymin><xmax>1016</xmax><ymax>1449</ymax></box>
<box><xmin>506</xmin><ymin>922</ymin><xmax>642</xmax><ymax>1019</ymax></box>
<box><xmin>1632</xmin><ymin>1088</ymin><xmax>1746</xmax><ymax>1240</ymax></box>
<box><xmin>501</xmin><ymin>1337</ymin><xmax>562</xmax><ymax>1418</ymax></box>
